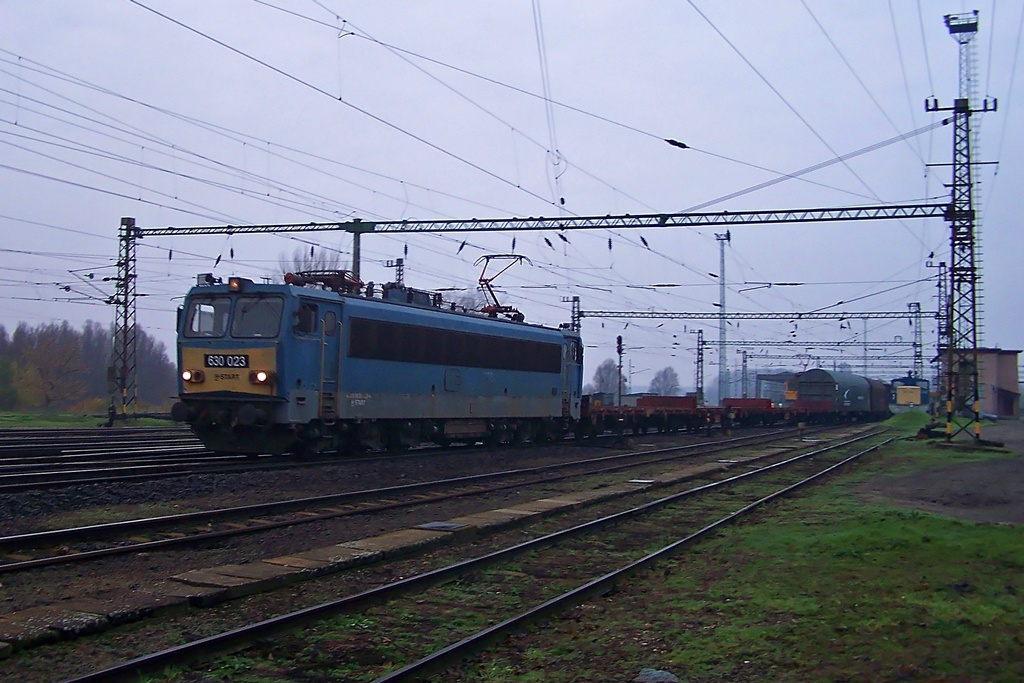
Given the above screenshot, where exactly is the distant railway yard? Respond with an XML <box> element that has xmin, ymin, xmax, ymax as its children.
<box><xmin>0</xmin><ymin>416</ymin><xmax>1018</xmax><ymax>682</ymax></box>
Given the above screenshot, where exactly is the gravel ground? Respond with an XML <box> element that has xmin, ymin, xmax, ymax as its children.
<box><xmin>858</xmin><ymin>418</ymin><xmax>1024</xmax><ymax>525</ymax></box>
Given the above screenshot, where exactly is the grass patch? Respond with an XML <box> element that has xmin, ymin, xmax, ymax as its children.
<box><xmin>882</xmin><ymin>409</ymin><xmax>934</xmax><ymax>434</ymax></box>
<box><xmin>470</xmin><ymin>438</ymin><xmax>1024</xmax><ymax>681</ymax></box>
<box><xmin>651</xmin><ymin>501</ymin><xmax>1024</xmax><ymax>680</ymax></box>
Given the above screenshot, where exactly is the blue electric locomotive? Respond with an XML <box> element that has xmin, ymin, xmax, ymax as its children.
<box><xmin>171</xmin><ymin>272</ymin><xmax>584</xmax><ymax>454</ymax></box>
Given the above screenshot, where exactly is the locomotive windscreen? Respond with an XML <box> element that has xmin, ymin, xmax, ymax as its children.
<box><xmin>348</xmin><ymin>317</ymin><xmax>562</xmax><ymax>373</ymax></box>
<box><xmin>231</xmin><ymin>296</ymin><xmax>283</xmax><ymax>338</ymax></box>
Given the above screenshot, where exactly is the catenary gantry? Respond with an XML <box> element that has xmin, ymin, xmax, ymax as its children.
<box><xmin>113</xmin><ymin>202</ymin><xmax>948</xmax><ymax>417</ymax></box>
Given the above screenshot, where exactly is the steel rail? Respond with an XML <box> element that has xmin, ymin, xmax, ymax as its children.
<box><xmin>376</xmin><ymin>433</ymin><xmax>896</xmax><ymax>682</ymax></box>
<box><xmin>0</xmin><ymin>427</ymin><xmax>802</xmax><ymax>571</ymax></box>
<box><xmin>0</xmin><ymin>449</ymin><xmax>370</xmax><ymax>494</ymax></box>
<box><xmin>60</xmin><ymin>429</ymin><xmax>889</xmax><ymax>683</ymax></box>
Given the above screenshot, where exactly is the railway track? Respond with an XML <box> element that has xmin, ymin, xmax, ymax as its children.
<box><xmin>0</xmin><ymin>426</ymin><xmax>393</xmax><ymax>492</ymax></box>
<box><xmin>0</xmin><ymin>422</ymin><xmax>738</xmax><ymax>493</ymax></box>
<box><xmin>0</xmin><ymin>427</ymin><xmax>802</xmax><ymax>573</ymax></box>
<box><xmin>0</xmin><ymin>425</ymin><xmax>192</xmax><ymax>456</ymax></box>
<box><xmin>57</xmin><ymin>428</ymin><xmax>892</xmax><ymax>682</ymax></box>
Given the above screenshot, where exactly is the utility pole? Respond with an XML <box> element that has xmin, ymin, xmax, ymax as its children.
<box><xmin>715</xmin><ymin>230</ymin><xmax>730</xmax><ymax>405</ymax></box>
<box><xmin>927</xmin><ymin>10</ymin><xmax>996</xmax><ymax>441</ymax></box>
<box><xmin>863</xmin><ymin>319</ymin><xmax>868</xmax><ymax>375</ymax></box>
<box><xmin>694</xmin><ymin>329</ymin><xmax>705</xmax><ymax>406</ymax></box>
<box><xmin>740</xmin><ymin>349</ymin><xmax>749</xmax><ymax>398</ymax></box>
<box><xmin>616</xmin><ymin>335</ymin><xmax>624</xmax><ymax>406</ymax></box>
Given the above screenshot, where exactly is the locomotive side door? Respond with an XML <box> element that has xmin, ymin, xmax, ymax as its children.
<box><xmin>319</xmin><ymin>304</ymin><xmax>343</xmax><ymax>420</ymax></box>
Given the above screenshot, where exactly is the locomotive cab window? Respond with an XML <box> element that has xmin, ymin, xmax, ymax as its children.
<box><xmin>295</xmin><ymin>302</ymin><xmax>318</xmax><ymax>334</ymax></box>
<box><xmin>184</xmin><ymin>296</ymin><xmax>231</xmax><ymax>338</ymax></box>
<box><xmin>570</xmin><ymin>340</ymin><xmax>583</xmax><ymax>365</ymax></box>
<box><xmin>231</xmin><ymin>296</ymin><xmax>283</xmax><ymax>338</ymax></box>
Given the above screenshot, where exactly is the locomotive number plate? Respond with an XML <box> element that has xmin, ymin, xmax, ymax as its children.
<box><xmin>204</xmin><ymin>353</ymin><xmax>249</xmax><ymax>368</ymax></box>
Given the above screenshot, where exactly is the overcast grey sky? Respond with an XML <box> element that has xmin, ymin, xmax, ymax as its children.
<box><xmin>0</xmin><ymin>1</ymin><xmax>1020</xmax><ymax>394</ymax></box>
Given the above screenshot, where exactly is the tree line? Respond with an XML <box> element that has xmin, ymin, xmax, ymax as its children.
<box><xmin>0</xmin><ymin>321</ymin><xmax>176</xmax><ymax>412</ymax></box>
<box><xmin>584</xmin><ymin>358</ymin><xmax>681</xmax><ymax>398</ymax></box>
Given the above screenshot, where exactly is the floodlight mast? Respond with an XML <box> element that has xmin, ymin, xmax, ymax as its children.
<box><xmin>926</xmin><ymin>10</ymin><xmax>997</xmax><ymax>441</ymax></box>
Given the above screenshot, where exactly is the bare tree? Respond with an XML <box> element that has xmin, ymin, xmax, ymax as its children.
<box><xmin>278</xmin><ymin>246</ymin><xmax>346</xmax><ymax>274</ymax></box>
<box><xmin>649</xmin><ymin>366</ymin><xmax>680</xmax><ymax>396</ymax></box>
<box><xmin>588</xmin><ymin>358</ymin><xmax>628</xmax><ymax>397</ymax></box>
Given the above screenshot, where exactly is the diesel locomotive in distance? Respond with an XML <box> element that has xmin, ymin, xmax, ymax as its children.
<box><xmin>171</xmin><ymin>271</ymin><xmax>584</xmax><ymax>455</ymax></box>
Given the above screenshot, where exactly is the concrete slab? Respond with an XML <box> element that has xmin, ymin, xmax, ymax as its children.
<box><xmin>528</xmin><ymin>496</ymin><xmax>583</xmax><ymax>509</ymax></box>
<box><xmin>416</xmin><ymin>521</ymin><xmax>471</xmax><ymax>532</ymax></box>
<box><xmin>171</xmin><ymin>562</ymin><xmax>300</xmax><ymax>598</ymax></box>
<box><xmin>203</xmin><ymin>562</ymin><xmax>300</xmax><ymax>592</ymax></box>
<box><xmin>0</xmin><ymin>603</ymin><xmax>108</xmax><ymax>648</ymax></box>
<box><xmin>209</xmin><ymin>562</ymin><xmax>296</xmax><ymax>581</ymax></box>
<box><xmin>476</xmin><ymin>507</ymin><xmax>537</xmax><ymax>520</ymax></box>
<box><xmin>505</xmin><ymin>498</ymin><xmax>574</xmax><ymax>514</ymax></box>
<box><xmin>156</xmin><ymin>580</ymin><xmax>232</xmax><ymax>607</ymax></box>
<box><xmin>171</xmin><ymin>568</ymin><xmax>254</xmax><ymax>589</ymax></box>
<box><xmin>59</xmin><ymin>591</ymin><xmax>182</xmax><ymax>626</ymax></box>
<box><xmin>557</xmin><ymin>489</ymin><xmax>618</xmax><ymax>505</ymax></box>
<box><xmin>0</xmin><ymin>609</ymin><xmax>61</xmax><ymax>650</ymax></box>
<box><xmin>263</xmin><ymin>554</ymin><xmax>333</xmax><ymax>570</ymax></box>
<box><xmin>445</xmin><ymin>507</ymin><xmax>538</xmax><ymax>531</ymax></box>
<box><xmin>42</xmin><ymin>607</ymin><xmax>108</xmax><ymax>638</ymax></box>
<box><xmin>340</xmin><ymin>528</ymin><xmax>449</xmax><ymax>557</ymax></box>
<box><xmin>293</xmin><ymin>544</ymin><xmax>382</xmax><ymax>567</ymax></box>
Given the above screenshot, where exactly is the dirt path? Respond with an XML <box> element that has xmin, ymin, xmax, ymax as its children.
<box><xmin>858</xmin><ymin>419</ymin><xmax>1024</xmax><ymax>525</ymax></box>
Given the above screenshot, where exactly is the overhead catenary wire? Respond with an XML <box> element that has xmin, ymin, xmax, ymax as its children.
<box><xmin>800</xmin><ymin>0</ymin><xmax>927</xmax><ymax>166</ymax></box>
<box><xmin>0</xmin><ymin>5</ymin><xmax>980</xmax><ymax>385</ymax></box>
<box><xmin>128</xmin><ymin>0</ymin><xmax>565</xmax><ymax>213</ymax></box>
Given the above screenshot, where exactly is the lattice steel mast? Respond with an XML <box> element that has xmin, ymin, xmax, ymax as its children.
<box><xmin>927</xmin><ymin>11</ymin><xmax>996</xmax><ymax>440</ymax></box>
<box><xmin>112</xmin><ymin>217</ymin><xmax>140</xmax><ymax>415</ymax></box>
<box><xmin>909</xmin><ymin>302</ymin><xmax>924</xmax><ymax>378</ymax></box>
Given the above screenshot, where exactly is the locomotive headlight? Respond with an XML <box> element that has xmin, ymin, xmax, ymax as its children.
<box><xmin>182</xmin><ymin>369</ymin><xmax>205</xmax><ymax>383</ymax></box>
<box><xmin>249</xmin><ymin>369</ymin><xmax>274</xmax><ymax>385</ymax></box>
